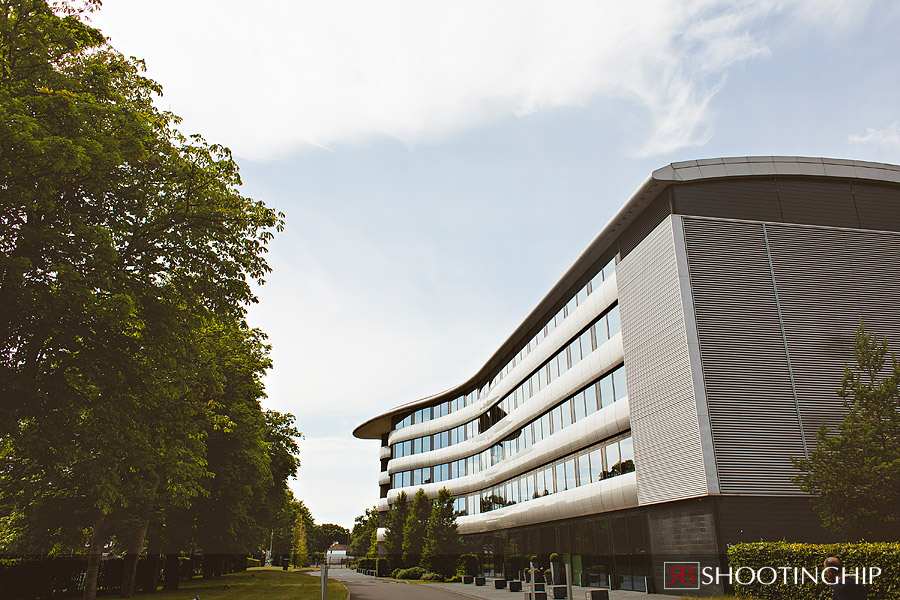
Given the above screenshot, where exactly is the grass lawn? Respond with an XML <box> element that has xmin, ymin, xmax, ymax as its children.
<box><xmin>136</xmin><ymin>566</ymin><xmax>347</xmax><ymax>600</ymax></box>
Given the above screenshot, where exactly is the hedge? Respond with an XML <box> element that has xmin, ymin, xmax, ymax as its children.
<box><xmin>728</xmin><ymin>541</ymin><xmax>900</xmax><ymax>600</ymax></box>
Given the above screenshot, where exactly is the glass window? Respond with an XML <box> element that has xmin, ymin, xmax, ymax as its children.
<box><xmin>423</xmin><ymin>467</ymin><xmax>433</xmax><ymax>484</ymax></box>
<box><xmin>449</xmin><ymin>427</ymin><xmax>457</xmax><ymax>445</ymax></box>
<box><xmin>413</xmin><ymin>469</ymin><xmax>421</xmax><ymax>485</ymax></box>
<box><xmin>607</xmin><ymin>304</ymin><xmax>621</xmax><ymax>337</ymax></box>
<box><xmin>573</xmin><ymin>390</ymin><xmax>586</xmax><ymax>421</ymax></box>
<box><xmin>521</xmin><ymin>424</ymin><xmax>531</xmax><ymax>449</ymax></box>
<box><xmin>580</xmin><ymin>329</ymin><xmax>593</xmax><ymax>357</ymax></box>
<box><xmin>576</xmin><ymin>285</ymin><xmax>588</xmax><ymax>306</ymax></box>
<box><xmin>442</xmin><ymin>463</ymin><xmax>450</xmax><ymax>481</ymax></box>
<box><xmin>423</xmin><ymin>436</ymin><xmax>431</xmax><ymax>452</ymax></box>
<box><xmin>541</xmin><ymin>413</ymin><xmax>551</xmax><ymax>442</ymax></box>
<box><xmin>594</xmin><ymin>315</ymin><xmax>609</xmax><ymax>346</ymax></box>
<box><xmin>565</xmin><ymin>458</ymin><xmax>577</xmax><ymax>490</ymax></box>
<box><xmin>566</xmin><ymin>296</ymin><xmax>577</xmax><ymax>318</ymax></box>
<box><xmin>577</xmin><ymin>452</ymin><xmax>591</xmax><ymax>486</ymax></box>
<box><xmin>620</xmin><ymin>436</ymin><xmax>635</xmax><ymax>473</ymax></box>
<box><xmin>451</xmin><ymin>460</ymin><xmax>459</xmax><ymax>479</ymax></box>
<box><xmin>538</xmin><ymin>365</ymin><xmax>547</xmax><ymax>390</ymax></box>
<box><xmin>550</xmin><ymin>405</ymin><xmax>562</xmax><ymax>434</ymax></box>
<box><xmin>413</xmin><ymin>437</ymin><xmax>422</xmax><ymax>454</ymax></box>
<box><xmin>536</xmin><ymin>469</ymin><xmax>546</xmax><ymax>497</ymax></box>
<box><xmin>561</xmin><ymin>399</ymin><xmax>573</xmax><ymax>429</ymax></box>
<box><xmin>543</xmin><ymin>467</ymin><xmax>555</xmax><ymax>495</ymax></box>
<box><xmin>589</xmin><ymin>448</ymin><xmax>603</xmax><ymax>483</ymax></box>
<box><xmin>569</xmin><ymin>339</ymin><xmax>581</xmax><ymax>367</ymax></box>
<box><xmin>584</xmin><ymin>383</ymin><xmax>598</xmax><ymax>415</ymax></box>
<box><xmin>590</xmin><ymin>270</ymin><xmax>604</xmax><ymax>295</ymax></box>
<box><xmin>525</xmin><ymin>473</ymin><xmax>534</xmax><ymax>500</ymax></box>
<box><xmin>605</xmin><ymin>441</ymin><xmax>620</xmax><ymax>479</ymax></box>
<box><xmin>600</xmin><ymin>375</ymin><xmax>614</xmax><ymax>409</ymax></box>
<box><xmin>613</xmin><ymin>367</ymin><xmax>628</xmax><ymax>400</ymax></box>
<box><xmin>402</xmin><ymin>471</ymin><xmax>411</xmax><ymax>487</ymax></box>
<box><xmin>603</xmin><ymin>258</ymin><xmax>615</xmax><ymax>279</ymax></box>
<box><xmin>556</xmin><ymin>462</ymin><xmax>567</xmax><ymax>492</ymax></box>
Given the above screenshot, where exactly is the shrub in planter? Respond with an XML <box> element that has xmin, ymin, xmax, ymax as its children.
<box><xmin>391</xmin><ymin>568</ymin><xmax>401</xmax><ymax>578</ymax></box>
<box><xmin>543</xmin><ymin>568</ymin><xmax>553</xmax><ymax>585</ymax></box>
<box><xmin>523</xmin><ymin>567</ymin><xmax>530</xmax><ymax>582</ymax></box>
<box><xmin>422</xmin><ymin>572</ymin><xmax>445</xmax><ymax>581</ymax></box>
<box><xmin>549</xmin><ymin>553</ymin><xmax>560</xmax><ymax>564</ymax></box>
<box><xmin>460</xmin><ymin>553</ymin><xmax>478</xmax><ymax>577</ymax></box>
<box><xmin>446</xmin><ymin>574</ymin><xmax>462</xmax><ymax>583</ymax></box>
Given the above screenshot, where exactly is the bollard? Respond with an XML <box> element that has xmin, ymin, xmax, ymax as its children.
<box><xmin>320</xmin><ymin>561</ymin><xmax>328</xmax><ymax>600</ymax></box>
<box><xmin>565</xmin><ymin>562</ymin><xmax>573</xmax><ymax>600</ymax></box>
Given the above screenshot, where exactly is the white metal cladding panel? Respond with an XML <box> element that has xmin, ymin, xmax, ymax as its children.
<box><xmin>618</xmin><ymin>217</ymin><xmax>709</xmax><ymax>504</ymax></box>
<box><xmin>681</xmin><ymin>218</ymin><xmax>807</xmax><ymax>495</ymax></box>
<box><xmin>765</xmin><ymin>224</ymin><xmax>900</xmax><ymax>448</ymax></box>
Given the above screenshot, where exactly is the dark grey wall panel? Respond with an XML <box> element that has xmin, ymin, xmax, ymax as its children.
<box><xmin>853</xmin><ymin>181</ymin><xmax>900</xmax><ymax>231</ymax></box>
<box><xmin>765</xmin><ymin>224</ymin><xmax>900</xmax><ymax>446</ymax></box>
<box><xmin>673</xmin><ymin>179</ymin><xmax>783</xmax><ymax>222</ymax></box>
<box><xmin>619</xmin><ymin>193</ymin><xmax>671</xmax><ymax>258</ymax></box>
<box><xmin>681</xmin><ymin>218</ymin><xmax>807</xmax><ymax>495</ymax></box>
<box><xmin>618</xmin><ymin>217</ymin><xmax>709</xmax><ymax>505</ymax></box>
<box><xmin>776</xmin><ymin>178</ymin><xmax>859</xmax><ymax>228</ymax></box>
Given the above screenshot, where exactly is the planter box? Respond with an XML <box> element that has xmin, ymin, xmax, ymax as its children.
<box><xmin>533</xmin><ymin>582</ymin><xmax>546</xmax><ymax>592</ymax></box>
<box><xmin>495</xmin><ymin>579</ymin><xmax>507</xmax><ymax>589</ymax></box>
<box><xmin>462</xmin><ymin>575</ymin><xmax>474</xmax><ymax>584</ymax></box>
<box><xmin>551</xmin><ymin>585</ymin><xmax>566</xmax><ymax>598</ymax></box>
<box><xmin>524</xmin><ymin>593</ymin><xmax>548</xmax><ymax>600</ymax></box>
<box><xmin>475</xmin><ymin>576</ymin><xmax>486</xmax><ymax>586</ymax></box>
<box><xmin>586</xmin><ymin>591</ymin><xmax>610</xmax><ymax>600</ymax></box>
<box><xmin>508</xmin><ymin>581</ymin><xmax>522</xmax><ymax>592</ymax></box>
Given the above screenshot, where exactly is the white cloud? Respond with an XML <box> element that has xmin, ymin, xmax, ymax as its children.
<box><xmin>849</xmin><ymin>123</ymin><xmax>900</xmax><ymax>151</ymax></box>
<box><xmin>90</xmin><ymin>0</ymin><xmax>803</xmax><ymax>160</ymax></box>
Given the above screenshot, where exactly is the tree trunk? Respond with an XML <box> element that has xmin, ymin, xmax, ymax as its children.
<box><xmin>82</xmin><ymin>512</ymin><xmax>107</xmax><ymax>600</ymax></box>
<box><xmin>120</xmin><ymin>521</ymin><xmax>149</xmax><ymax>598</ymax></box>
<box><xmin>142</xmin><ymin>534</ymin><xmax>161</xmax><ymax>593</ymax></box>
<box><xmin>163</xmin><ymin>554</ymin><xmax>180</xmax><ymax>591</ymax></box>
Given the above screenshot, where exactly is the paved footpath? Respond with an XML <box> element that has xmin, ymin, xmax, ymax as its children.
<box><xmin>323</xmin><ymin>568</ymin><xmax>680</xmax><ymax>600</ymax></box>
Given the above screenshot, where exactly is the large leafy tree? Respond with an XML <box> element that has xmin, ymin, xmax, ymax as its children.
<box><xmin>421</xmin><ymin>487</ymin><xmax>462</xmax><ymax>576</ymax></box>
<box><xmin>382</xmin><ymin>490</ymin><xmax>408</xmax><ymax>568</ymax></box>
<box><xmin>792</xmin><ymin>323</ymin><xmax>900</xmax><ymax>540</ymax></box>
<box><xmin>348</xmin><ymin>507</ymin><xmax>378</xmax><ymax>559</ymax></box>
<box><xmin>0</xmin><ymin>1</ymin><xmax>285</xmax><ymax>598</ymax></box>
<box><xmin>402</xmin><ymin>489</ymin><xmax>431</xmax><ymax>568</ymax></box>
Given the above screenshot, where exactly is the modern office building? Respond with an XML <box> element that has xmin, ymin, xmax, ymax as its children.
<box><xmin>353</xmin><ymin>156</ymin><xmax>900</xmax><ymax>594</ymax></box>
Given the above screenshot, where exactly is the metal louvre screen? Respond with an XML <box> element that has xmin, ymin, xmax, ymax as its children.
<box><xmin>618</xmin><ymin>217</ymin><xmax>708</xmax><ymax>505</ymax></box>
<box><xmin>681</xmin><ymin>218</ymin><xmax>807</xmax><ymax>495</ymax></box>
<box><xmin>764</xmin><ymin>223</ymin><xmax>900</xmax><ymax>448</ymax></box>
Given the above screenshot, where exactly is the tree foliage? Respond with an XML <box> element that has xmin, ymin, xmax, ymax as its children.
<box><xmin>421</xmin><ymin>488</ymin><xmax>462</xmax><ymax>576</ymax></box>
<box><xmin>382</xmin><ymin>490</ymin><xmax>408</xmax><ymax>567</ymax></box>
<box><xmin>0</xmin><ymin>1</ymin><xmax>295</xmax><ymax>597</ymax></box>
<box><xmin>792</xmin><ymin>323</ymin><xmax>900</xmax><ymax>540</ymax></box>
<box><xmin>402</xmin><ymin>489</ymin><xmax>431</xmax><ymax>568</ymax></box>
<box><xmin>348</xmin><ymin>507</ymin><xmax>378</xmax><ymax>559</ymax></box>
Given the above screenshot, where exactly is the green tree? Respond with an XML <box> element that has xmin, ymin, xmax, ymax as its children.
<box><xmin>421</xmin><ymin>488</ymin><xmax>462</xmax><ymax>576</ymax></box>
<box><xmin>315</xmin><ymin>523</ymin><xmax>350</xmax><ymax>552</ymax></box>
<box><xmin>291</xmin><ymin>511</ymin><xmax>310</xmax><ymax>568</ymax></box>
<box><xmin>382</xmin><ymin>491</ymin><xmax>408</xmax><ymax>568</ymax></box>
<box><xmin>402</xmin><ymin>489</ymin><xmax>431</xmax><ymax>568</ymax></box>
<box><xmin>792</xmin><ymin>323</ymin><xmax>900</xmax><ymax>540</ymax></box>
<box><xmin>0</xmin><ymin>1</ymin><xmax>284</xmax><ymax>598</ymax></box>
<box><xmin>348</xmin><ymin>507</ymin><xmax>378</xmax><ymax>558</ymax></box>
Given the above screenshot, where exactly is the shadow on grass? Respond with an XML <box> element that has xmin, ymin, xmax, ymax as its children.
<box><xmin>136</xmin><ymin>567</ymin><xmax>346</xmax><ymax>600</ymax></box>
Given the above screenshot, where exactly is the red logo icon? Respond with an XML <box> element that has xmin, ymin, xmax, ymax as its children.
<box><xmin>664</xmin><ymin>562</ymin><xmax>700</xmax><ymax>590</ymax></box>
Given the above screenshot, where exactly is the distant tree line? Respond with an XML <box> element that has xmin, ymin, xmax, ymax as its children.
<box><xmin>0</xmin><ymin>1</ymin><xmax>299</xmax><ymax>599</ymax></box>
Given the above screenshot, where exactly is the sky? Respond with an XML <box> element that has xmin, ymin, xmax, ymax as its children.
<box><xmin>90</xmin><ymin>0</ymin><xmax>900</xmax><ymax>529</ymax></box>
